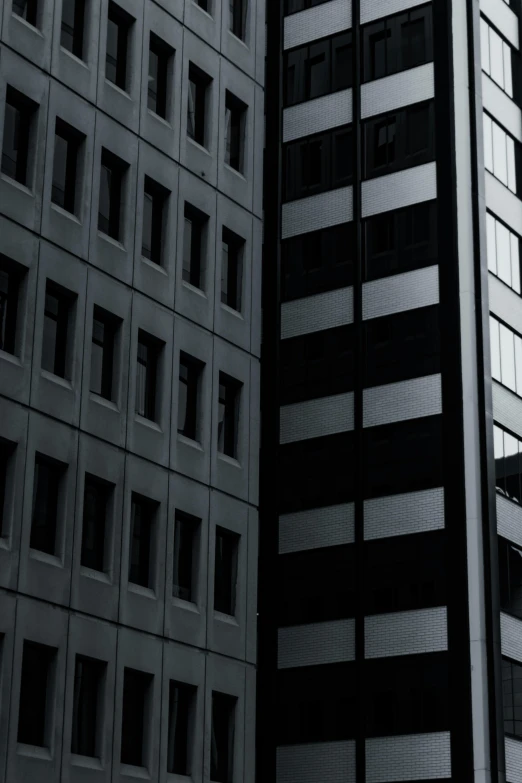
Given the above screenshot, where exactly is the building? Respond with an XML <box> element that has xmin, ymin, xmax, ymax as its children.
<box><xmin>0</xmin><ymin>0</ymin><xmax>263</xmax><ymax>778</ymax></box>
<box><xmin>258</xmin><ymin>1</ymin><xmax>522</xmax><ymax>783</ymax></box>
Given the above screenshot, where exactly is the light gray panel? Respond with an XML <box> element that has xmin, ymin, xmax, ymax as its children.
<box><xmin>366</xmin><ymin>733</ymin><xmax>451</xmax><ymax>783</ymax></box>
<box><xmin>284</xmin><ymin>89</ymin><xmax>352</xmax><ymax>143</ymax></box>
<box><xmin>362</xmin><ymin>162</ymin><xmax>437</xmax><ymax>218</ymax></box>
<box><xmin>284</xmin><ymin>0</ymin><xmax>351</xmax><ymax>50</ymax></box>
<box><xmin>281</xmin><ymin>287</ymin><xmax>353</xmax><ymax>339</ymax></box>
<box><xmin>501</xmin><ymin>612</ymin><xmax>522</xmax><ymax>663</ymax></box>
<box><xmin>365</xmin><ymin>607</ymin><xmax>448</xmax><ymax>659</ymax></box>
<box><xmin>278</xmin><ymin>619</ymin><xmax>355</xmax><ymax>669</ymax></box>
<box><xmin>362</xmin><ymin>266</ymin><xmax>439</xmax><ymax>321</ymax></box>
<box><xmin>497</xmin><ymin>493</ymin><xmax>522</xmax><ymax>548</ymax></box>
<box><xmin>492</xmin><ymin>380</ymin><xmax>522</xmax><ymax>439</ymax></box>
<box><xmin>480</xmin><ymin>0</ymin><xmax>519</xmax><ymax>49</ymax></box>
<box><xmin>361</xmin><ymin>0</ymin><xmax>430</xmax><ymax>25</ymax></box>
<box><xmin>280</xmin><ymin>392</ymin><xmax>354</xmax><ymax>444</ymax></box>
<box><xmin>361</xmin><ymin>63</ymin><xmax>434</xmax><ymax>120</ymax></box>
<box><xmin>485</xmin><ymin>171</ymin><xmax>522</xmax><ymax>236</ymax></box>
<box><xmin>282</xmin><ymin>187</ymin><xmax>353</xmax><ymax>240</ymax></box>
<box><xmin>277</xmin><ymin>741</ymin><xmax>356</xmax><ymax>783</ymax></box>
<box><xmin>506</xmin><ymin>737</ymin><xmax>522</xmax><ymax>783</ymax></box>
<box><xmin>364</xmin><ymin>488</ymin><xmax>445</xmax><ymax>540</ymax></box>
<box><xmin>489</xmin><ymin>273</ymin><xmax>522</xmax><ymax>335</ymax></box>
<box><xmin>363</xmin><ymin>375</ymin><xmax>442</xmax><ymax>428</ymax></box>
<box><xmin>482</xmin><ymin>74</ymin><xmax>522</xmax><ymax>143</ymax></box>
<box><xmin>279</xmin><ymin>503</ymin><xmax>355</xmax><ymax>554</ymax></box>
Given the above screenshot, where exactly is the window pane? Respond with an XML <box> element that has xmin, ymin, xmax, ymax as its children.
<box><xmin>497</xmin><ymin>220</ymin><xmax>512</xmax><ymax>286</ymax></box>
<box><xmin>486</xmin><ymin>213</ymin><xmax>497</xmax><ymax>275</ymax></box>
<box><xmin>490</xmin><ymin>317</ymin><xmax>501</xmax><ymax>381</ymax></box>
<box><xmin>483</xmin><ymin>114</ymin><xmax>493</xmax><ymax>172</ymax></box>
<box><xmin>490</xmin><ymin>28</ymin><xmax>504</xmax><ymax>89</ymax></box>
<box><xmin>500</xmin><ymin>323</ymin><xmax>516</xmax><ymax>390</ymax></box>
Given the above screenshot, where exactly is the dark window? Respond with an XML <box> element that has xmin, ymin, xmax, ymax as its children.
<box><xmin>173</xmin><ymin>510</ymin><xmax>199</xmax><ymax>602</ymax></box>
<box><xmin>225</xmin><ymin>91</ymin><xmax>246</xmax><ymax>172</ymax></box>
<box><xmin>365</xmin><ymin>653</ymin><xmax>449</xmax><ymax>736</ymax></box>
<box><xmin>98</xmin><ymin>148</ymin><xmax>126</xmax><ymax>241</ymax></box>
<box><xmin>0</xmin><ymin>255</ymin><xmax>23</xmax><ymax>355</ymax></box>
<box><xmin>183</xmin><ymin>203</ymin><xmax>207</xmax><ymax>289</ymax></box>
<box><xmin>284</xmin><ymin>32</ymin><xmax>352</xmax><ymax>107</ymax></box>
<box><xmin>106</xmin><ymin>2</ymin><xmax>133</xmax><ymax>90</ymax></box>
<box><xmin>71</xmin><ymin>655</ymin><xmax>106</xmax><ymax>757</ymax></box>
<box><xmin>148</xmin><ymin>34</ymin><xmax>172</xmax><ymax>119</ymax></box>
<box><xmin>362</xmin><ymin>6</ymin><xmax>433</xmax><ymax>83</ymax></box>
<box><xmin>0</xmin><ymin>440</ymin><xmax>15</xmax><ymax>538</ymax></box>
<box><xmin>221</xmin><ymin>228</ymin><xmax>244</xmax><ymax>311</ymax></box>
<box><xmin>279</xmin><ymin>544</ymin><xmax>355</xmax><ymax>626</ymax></box>
<box><xmin>499</xmin><ymin>536</ymin><xmax>522</xmax><ymax>619</ymax></box>
<box><xmin>364</xmin><ymin>200</ymin><xmax>437</xmax><ymax>281</ymax></box>
<box><xmin>363</xmin><ymin>305</ymin><xmax>440</xmax><ymax>387</ymax></box>
<box><xmin>167</xmin><ymin>681</ymin><xmax>196</xmax><ymax>775</ymax></box>
<box><xmin>217</xmin><ymin>373</ymin><xmax>242</xmax><ymax>458</ymax></box>
<box><xmin>278</xmin><ymin>663</ymin><xmax>355</xmax><ymax>744</ymax></box>
<box><xmin>90</xmin><ymin>306</ymin><xmax>118</xmax><ymax>401</ymax></box>
<box><xmin>196</xmin><ymin>0</ymin><xmax>209</xmax><ymax>9</ymax></box>
<box><xmin>503</xmin><ymin>657</ymin><xmax>522</xmax><ymax>738</ymax></box>
<box><xmin>31</xmin><ymin>454</ymin><xmax>64</xmax><ymax>555</ymax></box>
<box><xmin>211</xmin><ymin>692</ymin><xmax>236</xmax><ymax>783</ymax></box>
<box><xmin>61</xmin><ymin>0</ymin><xmax>85</xmax><ymax>58</ymax></box>
<box><xmin>178</xmin><ymin>353</ymin><xmax>203</xmax><ymax>441</ymax></box>
<box><xmin>363</xmin><ymin>102</ymin><xmax>435</xmax><ymax>179</ymax></box>
<box><xmin>52</xmin><ymin>118</ymin><xmax>83</xmax><ymax>214</ymax></box>
<box><xmin>280</xmin><ymin>324</ymin><xmax>354</xmax><ymax>405</ymax></box>
<box><xmin>494</xmin><ymin>425</ymin><xmax>522</xmax><ymax>505</ymax></box>
<box><xmin>284</xmin><ymin>124</ymin><xmax>352</xmax><ymax>201</ymax></box>
<box><xmin>121</xmin><ymin>668</ymin><xmax>152</xmax><ymax>767</ymax></box>
<box><xmin>281</xmin><ymin>223</ymin><xmax>353</xmax><ymax>301</ymax></box>
<box><xmin>364</xmin><ymin>530</ymin><xmax>447</xmax><ymax>614</ymax></box>
<box><xmin>187</xmin><ymin>64</ymin><xmax>211</xmax><ymax>147</ymax></box>
<box><xmin>129</xmin><ymin>493</ymin><xmax>156</xmax><ymax>588</ymax></box>
<box><xmin>2</xmin><ymin>87</ymin><xmax>36</xmax><ymax>186</ymax></box>
<box><xmin>81</xmin><ymin>475</ymin><xmax>112</xmax><ymax>572</ymax></box>
<box><xmin>284</xmin><ymin>0</ymin><xmax>331</xmax><ymax>14</ymax></box>
<box><xmin>363</xmin><ymin>415</ymin><xmax>443</xmax><ymax>499</ymax></box>
<box><xmin>17</xmin><ymin>641</ymin><xmax>56</xmax><ymax>747</ymax></box>
<box><xmin>12</xmin><ymin>0</ymin><xmax>38</xmax><ymax>26</ymax></box>
<box><xmin>142</xmin><ymin>176</ymin><xmax>168</xmax><ymax>266</ymax></box>
<box><xmin>136</xmin><ymin>330</ymin><xmax>162</xmax><ymax>421</ymax></box>
<box><xmin>41</xmin><ymin>281</ymin><xmax>74</xmax><ymax>379</ymax></box>
<box><xmin>214</xmin><ymin>526</ymin><xmax>239</xmax><ymax>615</ymax></box>
<box><xmin>229</xmin><ymin>0</ymin><xmax>245</xmax><ymax>39</ymax></box>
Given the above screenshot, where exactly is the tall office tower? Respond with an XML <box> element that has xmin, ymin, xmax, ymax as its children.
<box><xmin>0</xmin><ymin>0</ymin><xmax>263</xmax><ymax>778</ymax></box>
<box><xmin>258</xmin><ymin>1</ymin><xmax>522</xmax><ymax>783</ymax></box>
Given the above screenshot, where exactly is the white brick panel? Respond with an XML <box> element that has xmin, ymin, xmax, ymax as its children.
<box><xmin>364</xmin><ymin>488</ymin><xmax>445</xmax><ymax>541</ymax></box>
<box><xmin>480</xmin><ymin>0</ymin><xmax>519</xmax><ymax>49</ymax></box>
<box><xmin>282</xmin><ymin>187</ymin><xmax>353</xmax><ymax>240</ymax></box>
<box><xmin>501</xmin><ymin>612</ymin><xmax>522</xmax><ymax>663</ymax></box>
<box><xmin>281</xmin><ymin>287</ymin><xmax>353</xmax><ymax>339</ymax></box>
<box><xmin>277</xmin><ymin>741</ymin><xmax>356</xmax><ymax>783</ymax></box>
<box><xmin>362</xmin><ymin>266</ymin><xmax>439</xmax><ymax>321</ymax></box>
<box><xmin>366</xmin><ymin>733</ymin><xmax>451</xmax><ymax>782</ymax></box>
<box><xmin>492</xmin><ymin>381</ymin><xmax>522</xmax><ymax>440</ymax></box>
<box><xmin>363</xmin><ymin>375</ymin><xmax>442</xmax><ymax>429</ymax></box>
<box><xmin>284</xmin><ymin>0</ymin><xmax>352</xmax><ymax>50</ymax></box>
<box><xmin>497</xmin><ymin>493</ymin><xmax>522</xmax><ymax>549</ymax></box>
<box><xmin>280</xmin><ymin>393</ymin><xmax>354</xmax><ymax>444</ymax></box>
<box><xmin>284</xmin><ymin>90</ymin><xmax>353</xmax><ymax>143</ymax></box>
<box><xmin>361</xmin><ymin>0</ymin><xmax>429</xmax><ymax>25</ymax></box>
<box><xmin>482</xmin><ymin>75</ymin><xmax>522</xmax><ymax>143</ymax></box>
<box><xmin>489</xmin><ymin>273</ymin><xmax>522</xmax><ymax>336</ymax></box>
<box><xmin>365</xmin><ymin>607</ymin><xmax>448</xmax><ymax>659</ymax></box>
<box><xmin>278</xmin><ymin>619</ymin><xmax>355</xmax><ymax>669</ymax></box>
<box><xmin>361</xmin><ymin>63</ymin><xmax>434</xmax><ymax>120</ymax></box>
<box><xmin>279</xmin><ymin>503</ymin><xmax>355</xmax><ymax>554</ymax></box>
<box><xmin>362</xmin><ymin>162</ymin><xmax>437</xmax><ymax>219</ymax></box>
<box><xmin>506</xmin><ymin>737</ymin><xmax>522</xmax><ymax>783</ymax></box>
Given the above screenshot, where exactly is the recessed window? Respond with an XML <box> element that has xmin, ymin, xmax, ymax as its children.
<box><xmin>0</xmin><ymin>440</ymin><xmax>15</xmax><ymax>538</ymax></box>
<box><xmin>0</xmin><ymin>255</ymin><xmax>23</xmax><ymax>356</ymax></box>
<box><xmin>90</xmin><ymin>306</ymin><xmax>118</xmax><ymax>401</ymax></box>
<box><xmin>31</xmin><ymin>454</ymin><xmax>64</xmax><ymax>555</ymax></box>
<box><xmin>284</xmin><ymin>124</ymin><xmax>353</xmax><ymax>201</ymax></box>
<box><xmin>183</xmin><ymin>203</ymin><xmax>207</xmax><ymax>289</ymax></box>
<box><xmin>41</xmin><ymin>281</ymin><xmax>75</xmax><ymax>379</ymax></box>
<box><xmin>121</xmin><ymin>667</ymin><xmax>152</xmax><ymax>767</ymax></box>
<box><xmin>71</xmin><ymin>655</ymin><xmax>106</xmax><ymax>757</ymax></box>
<box><xmin>362</xmin><ymin>6</ymin><xmax>433</xmax><ymax>83</ymax></box>
<box><xmin>177</xmin><ymin>352</ymin><xmax>203</xmax><ymax>441</ymax></box>
<box><xmin>148</xmin><ymin>33</ymin><xmax>173</xmax><ymax>119</ymax></box>
<box><xmin>61</xmin><ymin>0</ymin><xmax>86</xmax><ymax>59</ymax></box>
<box><xmin>214</xmin><ymin>526</ymin><xmax>239</xmax><ymax>616</ymax></box>
<box><xmin>12</xmin><ymin>0</ymin><xmax>38</xmax><ymax>26</ymax></box>
<box><xmin>98</xmin><ymin>148</ymin><xmax>126</xmax><ymax>241</ymax></box>
<box><xmin>136</xmin><ymin>330</ymin><xmax>162</xmax><ymax>422</ymax></box>
<box><xmin>499</xmin><ymin>537</ymin><xmax>522</xmax><ymax>620</ymax></box>
<box><xmin>17</xmin><ymin>640</ymin><xmax>56</xmax><ymax>747</ymax></box>
<box><xmin>167</xmin><ymin>681</ymin><xmax>196</xmax><ymax>775</ymax></box>
<box><xmin>486</xmin><ymin>213</ymin><xmax>521</xmax><ymax>295</ymax></box>
<box><xmin>210</xmin><ymin>692</ymin><xmax>236</xmax><ymax>783</ymax></box>
<box><xmin>217</xmin><ymin>373</ymin><xmax>242</xmax><ymax>459</ymax></box>
<box><xmin>196</xmin><ymin>0</ymin><xmax>209</xmax><ymax>9</ymax></box>
<box><xmin>2</xmin><ymin>86</ymin><xmax>37</xmax><ymax>186</ymax></box>
<box><xmin>173</xmin><ymin>510</ymin><xmax>199</xmax><ymax>602</ymax></box>
<box><xmin>229</xmin><ymin>0</ymin><xmax>245</xmax><ymax>40</ymax></box>
<box><xmin>81</xmin><ymin>474</ymin><xmax>113</xmax><ymax>572</ymax></box>
<box><xmin>221</xmin><ymin>228</ymin><xmax>244</xmax><ymax>312</ymax></box>
<box><xmin>225</xmin><ymin>91</ymin><xmax>246</xmax><ymax>172</ymax></box>
<box><xmin>502</xmin><ymin>657</ymin><xmax>522</xmax><ymax>738</ymax></box>
<box><xmin>129</xmin><ymin>493</ymin><xmax>156</xmax><ymax>589</ymax></box>
<box><xmin>52</xmin><ymin>118</ymin><xmax>83</xmax><ymax>214</ymax></box>
<box><xmin>106</xmin><ymin>2</ymin><xmax>133</xmax><ymax>91</ymax></box>
<box><xmin>142</xmin><ymin>176</ymin><xmax>168</xmax><ymax>266</ymax></box>
<box><xmin>187</xmin><ymin>63</ymin><xmax>211</xmax><ymax>147</ymax></box>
